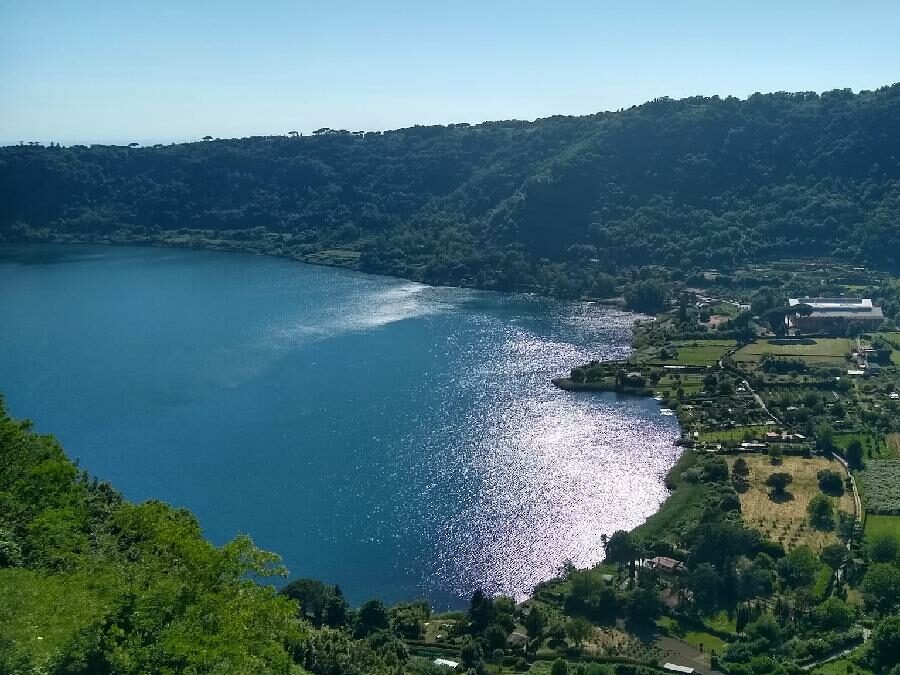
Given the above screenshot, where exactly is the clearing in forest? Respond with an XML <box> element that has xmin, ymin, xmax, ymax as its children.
<box><xmin>728</xmin><ymin>454</ymin><xmax>855</xmax><ymax>552</ymax></box>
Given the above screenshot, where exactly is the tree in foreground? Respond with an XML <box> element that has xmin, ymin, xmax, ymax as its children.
<box><xmin>764</xmin><ymin>472</ymin><xmax>793</xmax><ymax>498</ymax></box>
<box><xmin>871</xmin><ymin>615</ymin><xmax>900</xmax><ymax>673</ymax></box>
<box><xmin>819</xmin><ymin>543</ymin><xmax>848</xmax><ymax>571</ymax></box>
<box><xmin>732</xmin><ymin>457</ymin><xmax>750</xmax><ymax>485</ymax></box>
<box><xmin>524</xmin><ymin>605</ymin><xmax>546</xmax><ymax>639</ymax></box>
<box><xmin>868</xmin><ymin>533</ymin><xmax>899</xmax><ymax>563</ymax></box>
<box><xmin>565</xmin><ymin>616</ymin><xmax>593</xmax><ymax>649</ymax></box>
<box><xmin>807</xmin><ymin>494</ymin><xmax>834</xmax><ymax>530</ymax></box>
<box><xmin>776</xmin><ymin>546</ymin><xmax>819</xmax><ymax>589</ymax></box>
<box><xmin>354</xmin><ymin>599</ymin><xmax>389</xmax><ymax>638</ymax></box>
<box><xmin>550</xmin><ymin>657</ymin><xmax>568</xmax><ymax>675</ymax></box>
<box><xmin>816</xmin><ymin>468</ymin><xmax>844</xmax><ymax>495</ymax></box>
<box><xmin>862</xmin><ymin>563</ymin><xmax>900</xmax><ymax>616</ymax></box>
<box><xmin>604</xmin><ymin>530</ymin><xmax>640</xmax><ymax>583</ymax></box>
<box><xmin>846</xmin><ymin>439</ymin><xmax>864</xmax><ymax>469</ymax></box>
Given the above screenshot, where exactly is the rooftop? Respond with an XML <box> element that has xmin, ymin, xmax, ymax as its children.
<box><xmin>663</xmin><ymin>665</ymin><xmax>695</xmax><ymax>674</ymax></box>
<box><xmin>790</xmin><ymin>297</ymin><xmax>873</xmax><ymax>309</ymax></box>
<box><xmin>788</xmin><ymin>297</ymin><xmax>883</xmax><ymax>319</ymax></box>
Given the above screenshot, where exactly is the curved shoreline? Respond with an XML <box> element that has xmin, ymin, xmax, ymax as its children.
<box><xmin>0</xmin><ymin>241</ymin><xmax>675</xmax><ymax>610</ymax></box>
<box><xmin>3</xmin><ymin>232</ymin><xmax>628</xmax><ymax>306</ymax></box>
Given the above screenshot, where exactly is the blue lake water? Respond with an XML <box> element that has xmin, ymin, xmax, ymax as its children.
<box><xmin>0</xmin><ymin>244</ymin><xmax>680</xmax><ymax>608</ymax></box>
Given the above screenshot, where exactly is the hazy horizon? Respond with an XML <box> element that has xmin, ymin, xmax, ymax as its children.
<box><xmin>3</xmin><ymin>0</ymin><xmax>900</xmax><ymax>146</ymax></box>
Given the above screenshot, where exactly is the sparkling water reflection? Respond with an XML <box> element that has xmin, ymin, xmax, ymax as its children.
<box><xmin>0</xmin><ymin>244</ymin><xmax>680</xmax><ymax>607</ymax></box>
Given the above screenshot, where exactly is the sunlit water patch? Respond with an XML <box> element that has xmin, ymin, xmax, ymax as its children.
<box><xmin>0</xmin><ymin>244</ymin><xmax>680</xmax><ymax>607</ymax></box>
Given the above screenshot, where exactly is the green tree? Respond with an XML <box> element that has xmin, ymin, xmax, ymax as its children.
<box><xmin>868</xmin><ymin>534</ymin><xmax>899</xmax><ymax>563</ymax></box>
<box><xmin>524</xmin><ymin>605</ymin><xmax>546</xmax><ymax>639</ymax></box>
<box><xmin>483</xmin><ymin>623</ymin><xmax>508</xmax><ymax>651</ymax></box>
<box><xmin>389</xmin><ymin>600</ymin><xmax>430</xmax><ymax>639</ymax></box>
<box><xmin>604</xmin><ymin>530</ymin><xmax>640</xmax><ymax>582</ymax></box>
<box><xmin>686</xmin><ymin>563</ymin><xmax>722</xmax><ymax>612</ymax></box>
<box><xmin>807</xmin><ymin>494</ymin><xmax>834</xmax><ymax>530</ymax></box>
<box><xmin>355</xmin><ymin>599</ymin><xmax>389</xmax><ymax>638</ymax></box>
<box><xmin>565</xmin><ymin>617</ymin><xmax>593</xmax><ymax>649</ymax></box>
<box><xmin>732</xmin><ymin>457</ymin><xmax>750</xmax><ymax>484</ymax></box>
<box><xmin>816</xmin><ymin>469</ymin><xmax>844</xmax><ymax>495</ymax></box>
<box><xmin>626</xmin><ymin>586</ymin><xmax>660</xmax><ymax>625</ymax></box>
<box><xmin>765</xmin><ymin>472</ymin><xmax>793</xmax><ymax>498</ymax></box>
<box><xmin>468</xmin><ymin>589</ymin><xmax>496</xmax><ymax>633</ymax></box>
<box><xmin>776</xmin><ymin>546</ymin><xmax>820</xmax><ymax>588</ymax></box>
<box><xmin>816</xmin><ymin>424</ymin><xmax>836</xmax><ymax>454</ymax></box>
<box><xmin>550</xmin><ymin>657</ymin><xmax>568</xmax><ymax>675</ymax></box>
<box><xmin>846</xmin><ymin>440</ymin><xmax>864</xmax><ymax>469</ymax></box>
<box><xmin>871</xmin><ymin>616</ymin><xmax>900</xmax><ymax>672</ymax></box>
<box><xmin>812</xmin><ymin>597</ymin><xmax>854</xmax><ymax>630</ymax></box>
<box><xmin>862</xmin><ymin>563</ymin><xmax>900</xmax><ymax>615</ymax></box>
<box><xmin>819</xmin><ymin>543</ymin><xmax>848</xmax><ymax>570</ymax></box>
<box><xmin>280</xmin><ymin>577</ymin><xmax>348</xmax><ymax>627</ymax></box>
<box><xmin>460</xmin><ymin>638</ymin><xmax>485</xmax><ymax>672</ymax></box>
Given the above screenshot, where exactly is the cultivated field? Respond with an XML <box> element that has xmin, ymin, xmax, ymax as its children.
<box><xmin>698</xmin><ymin>425</ymin><xmax>772</xmax><ymax>443</ymax></box>
<box><xmin>857</xmin><ymin>459</ymin><xmax>900</xmax><ymax>514</ymax></box>
<box><xmin>728</xmin><ymin>454</ymin><xmax>855</xmax><ymax>552</ymax></box>
<box><xmin>732</xmin><ymin>338</ymin><xmax>852</xmax><ymax>364</ymax></box>
<box><xmin>671</xmin><ymin>340</ymin><xmax>736</xmax><ymax>366</ymax></box>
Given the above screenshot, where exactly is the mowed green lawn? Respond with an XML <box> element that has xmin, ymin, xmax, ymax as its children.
<box><xmin>733</xmin><ymin>338</ymin><xmax>852</xmax><ymax>363</ymax></box>
<box><xmin>670</xmin><ymin>340</ymin><xmax>736</xmax><ymax>366</ymax></box>
<box><xmin>865</xmin><ymin>514</ymin><xmax>900</xmax><ymax>541</ymax></box>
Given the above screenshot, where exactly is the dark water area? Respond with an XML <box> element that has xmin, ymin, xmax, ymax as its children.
<box><xmin>0</xmin><ymin>244</ymin><xmax>680</xmax><ymax>608</ymax></box>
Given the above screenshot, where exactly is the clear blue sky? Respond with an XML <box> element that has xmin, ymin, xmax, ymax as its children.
<box><xmin>2</xmin><ymin>0</ymin><xmax>899</xmax><ymax>145</ymax></box>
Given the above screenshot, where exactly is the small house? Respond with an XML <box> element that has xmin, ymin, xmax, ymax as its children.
<box><xmin>648</xmin><ymin>556</ymin><xmax>686</xmax><ymax>574</ymax></box>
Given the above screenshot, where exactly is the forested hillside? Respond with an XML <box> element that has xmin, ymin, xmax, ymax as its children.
<box><xmin>2</xmin><ymin>85</ymin><xmax>900</xmax><ymax>297</ymax></box>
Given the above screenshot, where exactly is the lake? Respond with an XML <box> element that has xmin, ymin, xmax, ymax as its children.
<box><xmin>0</xmin><ymin>244</ymin><xmax>680</xmax><ymax>608</ymax></box>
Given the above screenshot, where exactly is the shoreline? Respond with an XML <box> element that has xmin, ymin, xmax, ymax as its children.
<box><xmin>2</xmin><ymin>237</ymin><xmax>682</xmax><ymax>608</ymax></box>
<box><xmin>2</xmin><ymin>232</ymin><xmax>628</xmax><ymax>307</ymax></box>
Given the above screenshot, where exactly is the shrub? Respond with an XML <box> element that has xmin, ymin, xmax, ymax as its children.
<box><xmin>858</xmin><ymin>460</ymin><xmax>900</xmax><ymax>514</ymax></box>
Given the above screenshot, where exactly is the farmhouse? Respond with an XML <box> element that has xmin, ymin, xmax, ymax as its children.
<box><xmin>647</xmin><ymin>556</ymin><xmax>686</xmax><ymax>574</ymax></box>
<box><xmin>787</xmin><ymin>297</ymin><xmax>884</xmax><ymax>334</ymax></box>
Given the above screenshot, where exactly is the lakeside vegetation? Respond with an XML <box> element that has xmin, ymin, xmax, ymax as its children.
<box><xmin>6</xmin><ymin>256</ymin><xmax>900</xmax><ymax>675</ymax></box>
<box><xmin>3</xmin><ymin>84</ymin><xmax>900</xmax><ymax>674</ymax></box>
<box><xmin>553</xmin><ymin>259</ymin><xmax>900</xmax><ymax>675</ymax></box>
<box><xmin>3</xmin><ymin>85</ymin><xmax>900</xmax><ymax>307</ymax></box>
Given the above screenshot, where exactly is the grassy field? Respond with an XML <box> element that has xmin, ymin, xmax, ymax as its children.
<box><xmin>810</xmin><ymin>651</ymin><xmax>873</xmax><ymax>675</ymax></box>
<box><xmin>698</xmin><ymin>425</ymin><xmax>773</xmax><ymax>443</ymax></box>
<box><xmin>671</xmin><ymin>340</ymin><xmax>736</xmax><ymax>366</ymax></box>
<box><xmin>834</xmin><ymin>431</ymin><xmax>890</xmax><ymax>459</ymax></box>
<box><xmin>656</xmin><ymin>616</ymin><xmax>726</xmax><ymax>653</ymax></box>
<box><xmin>655</xmin><ymin>374</ymin><xmax>704</xmax><ymax>395</ymax></box>
<box><xmin>864</xmin><ymin>514</ymin><xmax>900</xmax><ymax>542</ymax></box>
<box><xmin>733</xmin><ymin>338</ymin><xmax>852</xmax><ymax>364</ymax></box>
<box><xmin>729</xmin><ymin>454</ymin><xmax>855</xmax><ymax>552</ymax></box>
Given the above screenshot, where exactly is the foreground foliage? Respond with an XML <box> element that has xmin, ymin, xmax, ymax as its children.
<box><xmin>0</xmin><ymin>397</ymin><xmax>309</xmax><ymax>674</ymax></box>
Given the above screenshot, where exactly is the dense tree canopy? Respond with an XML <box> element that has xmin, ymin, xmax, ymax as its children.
<box><xmin>3</xmin><ymin>85</ymin><xmax>900</xmax><ymax>299</ymax></box>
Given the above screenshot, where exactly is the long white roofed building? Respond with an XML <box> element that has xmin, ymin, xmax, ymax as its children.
<box><xmin>788</xmin><ymin>297</ymin><xmax>884</xmax><ymax>333</ymax></box>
